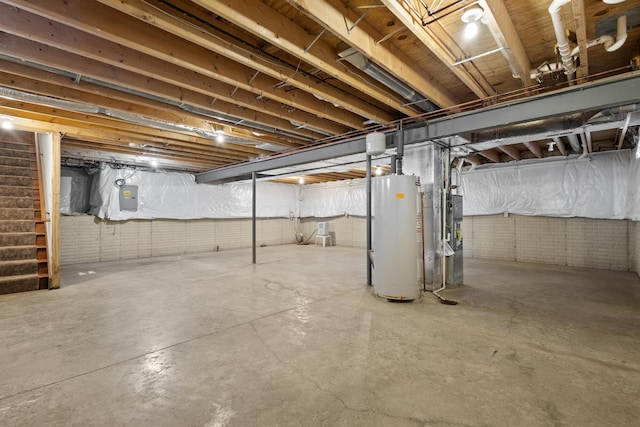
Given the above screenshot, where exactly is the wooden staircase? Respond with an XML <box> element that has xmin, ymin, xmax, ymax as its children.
<box><xmin>0</xmin><ymin>131</ymin><xmax>50</xmax><ymax>294</ymax></box>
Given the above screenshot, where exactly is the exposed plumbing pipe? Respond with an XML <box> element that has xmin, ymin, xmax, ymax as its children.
<box><xmin>530</xmin><ymin>62</ymin><xmax>564</xmax><ymax>80</ymax></box>
<box><xmin>566</xmin><ymin>134</ymin><xmax>581</xmax><ymax>152</ymax></box>
<box><xmin>570</xmin><ymin>15</ymin><xmax>628</xmax><ymax>57</ymax></box>
<box><xmin>548</xmin><ymin>0</ymin><xmax>576</xmax><ymax>80</ymax></box>
<box><xmin>578</xmin><ymin>135</ymin><xmax>589</xmax><ymax>159</ymax></box>
<box><xmin>396</xmin><ymin>123</ymin><xmax>404</xmax><ymax>175</ymax></box>
<box><xmin>429</xmin><ymin>149</ymin><xmax>457</xmax><ymax>305</ymax></box>
<box><xmin>606</xmin><ymin>13</ymin><xmax>627</xmax><ymax>52</ymax></box>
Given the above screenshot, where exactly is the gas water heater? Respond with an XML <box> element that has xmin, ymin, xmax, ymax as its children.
<box><xmin>373</xmin><ymin>175</ymin><xmax>421</xmax><ymax>300</ymax></box>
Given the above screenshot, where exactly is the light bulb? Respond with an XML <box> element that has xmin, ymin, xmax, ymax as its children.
<box><xmin>1</xmin><ymin>120</ymin><xmax>13</xmax><ymax>130</ymax></box>
<box><xmin>298</xmin><ymin>177</ymin><xmax>305</xmax><ymax>184</ymax></box>
<box><xmin>150</xmin><ymin>159</ymin><xmax>158</xmax><ymax>167</ymax></box>
<box><xmin>375</xmin><ymin>167</ymin><xmax>383</xmax><ymax>176</ymax></box>
<box><xmin>464</xmin><ymin>22</ymin><xmax>478</xmax><ymax>39</ymax></box>
<box><xmin>216</xmin><ymin>133</ymin><xmax>224</xmax><ymax>143</ymax></box>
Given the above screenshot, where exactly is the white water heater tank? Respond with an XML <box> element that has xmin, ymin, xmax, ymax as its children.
<box><xmin>373</xmin><ymin>175</ymin><xmax>421</xmax><ymax>300</ymax></box>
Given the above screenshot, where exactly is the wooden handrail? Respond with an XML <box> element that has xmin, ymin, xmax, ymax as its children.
<box><xmin>33</xmin><ymin>134</ymin><xmax>51</xmax><ymax>283</ymax></box>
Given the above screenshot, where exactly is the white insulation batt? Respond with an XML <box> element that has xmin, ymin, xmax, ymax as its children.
<box><xmin>461</xmin><ymin>150</ymin><xmax>640</xmax><ymax>220</ymax></box>
<box><xmin>299</xmin><ymin>179</ymin><xmax>366</xmax><ymax>217</ymax></box>
<box><xmin>60</xmin><ymin>167</ymin><xmax>93</xmax><ymax>215</ymax></box>
<box><xmin>89</xmin><ymin>164</ymin><xmax>297</xmax><ymax>220</ymax></box>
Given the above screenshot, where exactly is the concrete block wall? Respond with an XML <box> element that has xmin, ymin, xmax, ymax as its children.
<box><xmin>62</xmin><ymin>214</ymin><xmax>640</xmax><ymax>274</ymax></box>
<box><xmin>61</xmin><ymin>215</ymin><xmax>297</xmax><ymax>265</ymax></box>
<box><xmin>629</xmin><ymin>221</ymin><xmax>640</xmax><ymax>275</ymax></box>
<box><xmin>462</xmin><ymin>214</ymin><xmax>631</xmax><ymax>271</ymax></box>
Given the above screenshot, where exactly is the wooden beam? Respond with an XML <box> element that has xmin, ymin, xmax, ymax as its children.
<box><xmin>553</xmin><ymin>137</ymin><xmax>567</xmax><ymax>156</ymax></box>
<box><xmin>571</xmin><ymin>0</ymin><xmax>589</xmax><ymax>81</ymax></box>
<box><xmin>497</xmin><ymin>144</ymin><xmax>521</xmax><ymax>161</ymax></box>
<box><xmin>0</xmin><ymin>67</ymin><xmax>303</xmax><ymax>151</ymax></box>
<box><xmin>523</xmin><ymin>141</ymin><xmax>542</xmax><ymax>158</ymax></box>
<box><xmin>0</xmin><ymin>61</ymin><xmax>312</xmax><ymax>148</ymax></box>
<box><xmin>190</xmin><ymin>0</ymin><xmax>444</xmax><ymax>115</ymax></box>
<box><xmin>96</xmin><ymin>0</ymin><xmax>395</xmax><ymax>126</ymax></box>
<box><xmin>62</xmin><ymin>139</ymin><xmax>226</xmax><ymax>169</ymax></box>
<box><xmin>464</xmin><ymin>155</ymin><xmax>483</xmax><ymax>166</ymax></box>
<box><xmin>51</xmin><ymin>132</ymin><xmax>61</xmax><ymax>289</ymax></box>
<box><xmin>281</xmin><ymin>0</ymin><xmax>459</xmax><ymax>108</ymax></box>
<box><xmin>480</xmin><ymin>149</ymin><xmax>501</xmax><ymax>163</ymax></box>
<box><xmin>479</xmin><ymin>0</ymin><xmax>533</xmax><ymax>86</ymax></box>
<box><xmin>2</xmin><ymin>0</ymin><xmax>367</xmax><ymax>130</ymax></box>
<box><xmin>0</xmin><ymin>38</ymin><xmax>326</xmax><ymax>145</ymax></box>
<box><xmin>380</xmin><ymin>0</ymin><xmax>494</xmax><ymax>98</ymax></box>
<box><xmin>0</xmin><ymin>8</ymin><xmax>349</xmax><ymax>137</ymax></box>
<box><xmin>0</xmin><ymin>103</ymin><xmax>265</xmax><ymax>162</ymax></box>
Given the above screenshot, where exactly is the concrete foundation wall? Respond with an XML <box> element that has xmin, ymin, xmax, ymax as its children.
<box><xmin>630</xmin><ymin>221</ymin><xmax>640</xmax><ymax>275</ymax></box>
<box><xmin>463</xmin><ymin>214</ymin><xmax>631</xmax><ymax>271</ymax></box>
<box><xmin>62</xmin><ymin>214</ymin><xmax>640</xmax><ymax>274</ymax></box>
<box><xmin>61</xmin><ymin>215</ymin><xmax>297</xmax><ymax>265</ymax></box>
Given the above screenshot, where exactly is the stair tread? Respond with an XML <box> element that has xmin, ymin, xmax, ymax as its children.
<box><xmin>0</xmin><ymin>273</ymin><xmax>38</xmax><ymax>281</ymax></box>
<box><xmin>0</xmin><ymin>231</ymin><xmax>36</xmax><ymax>234</ymax></box>
<box><xmin>0</xmin><ymin>259</ymin><xmax>37</xmax><ymax>265</ymax></box>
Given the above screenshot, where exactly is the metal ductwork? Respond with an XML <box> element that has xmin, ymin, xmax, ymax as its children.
<box><xmin>0</xmin><ymin>86</ymin><xmax>100</xmax><ymax>114</ymax></box>
<box><xmin>338</xmin><ymin>47</ymin><xmax>438</xmax><ymax>112</ymax></box>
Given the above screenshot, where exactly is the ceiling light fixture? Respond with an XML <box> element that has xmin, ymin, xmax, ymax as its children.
<box><xmin>150</xmin><ymin>159</ymin><xmax>159</xmax><ymax>168</ymax></box>
<box><xmin>215</xmin><ymin>131</ymin><xmax>225</xmax><ymax>143</ymax></box>
<box><xmin>461</xmin><ymin>7</ymin><xmax>484</xmax><ymax>40</ymax></box>
<box><xmin>376</xmin><ymin>167</ymin><xmax>383</xmax><ymax>176</ymax></box>
<box><xmin>298</xmin><ymin>177</ymin><xmax>305</xmax><ymax>184</ymax></box>
<box><xmin>547</xmin><ymin>141</ymin><xmax>555</xmax><ymax>152</ymax></box>
<box><xmin>1</xmin><ymin>120</ymin><xmax>13</xmax><ymax>130</ymax></box>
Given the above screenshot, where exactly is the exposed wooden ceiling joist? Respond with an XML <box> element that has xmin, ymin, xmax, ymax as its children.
<box><xmin>0</xmin><ymin>35</ymin><xmax>321</xmax><ymax>145</ymax></box>
<box><xmin>523</xmin><ymin>141</ymin><xmax>542</xmax><ymax>158</ymax></box>
<box><xmin>0</xmin><ymin>4</ymin><xmax>348</xmax><ymax>137</ymax></box>
<box><xmin>282</xmin><ymin>0</ymin><xmax>460</xmax><ymax>108</ymax></box>
<box><xmin>571</xmin><ymin>0</ymin><xmax>589</xmax><ymax>81</ymax></box>
<box><xmin>380</xmin><ymin>0</ymin><xmax>495</xmax><ymax>98</ymax></box>
<box><xmin>190</xmin><ymin>0</ymin><xmax>430</xmax><ymax>117</ymax></box>
<box><xmin>0</xmin><ymin>101</ymin><xmax>265</xmax><ymax>161</ymax></box>
<box><xmin>497</xmin><ymin>144</ymin><xmax>521</xmax><ymax>161</ymax></box>
<box><xmin>95</xmin><ymin>0</ymin><xmax>395</xmax><ymax>129</ymax></box>
<box><xmin>479</xmin><ymin>0</ymin><xmax>533</xmax><ymax>87</ymax></box>
<box><xmin>480</xmin><ymin>148</ymin><xmax>501</xmax><ymax>163</ymax></box>
<box><xmin>0</xmin><ymin>67</ymin><xmax>303</xmax><ymax>150</ymax></box>
<box><xmin>0</xmin><ymin>0</ymin><xmax>362</xmax><ymax>134</ymax></box>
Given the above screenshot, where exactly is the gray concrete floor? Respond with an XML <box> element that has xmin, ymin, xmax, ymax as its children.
<box><xmin>0</xmin><ymin>245</ymin><xmax>639</xmax><ymax>426</ymax></box>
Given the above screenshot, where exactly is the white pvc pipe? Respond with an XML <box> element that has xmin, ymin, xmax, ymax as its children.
<box><xmin>578</xmin><ymin>135</ymin><xmax>589</xmax><ymax>159</ymax></box>
<box><xmin>606</xmin><ymin>14</ymin><xmax>627</xmax><ymax>52</ymax></box>
<box><xmin>570</xmin><ymin>15</ymin><xmax>627</xmax><ymax>57</ymax></box>
<box><xmin>548</xmin><ymin>0</ymin><xmax>576</xmax><ymax>78</ymax></box>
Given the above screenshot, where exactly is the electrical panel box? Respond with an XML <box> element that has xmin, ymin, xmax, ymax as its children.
<box><xmin>119</xmin><ymin>185</ymin><xmax>138</xmax><ymax>211</ymax></box>
<box><xmin>317</xmin><ymin>222</ymin><xmax>330</xmax><ymax>236</ymax></box>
